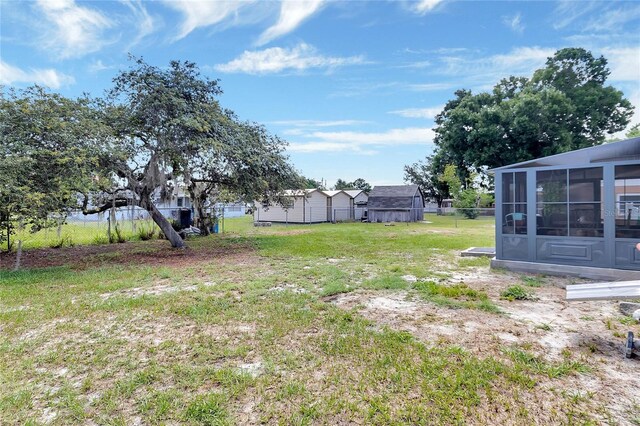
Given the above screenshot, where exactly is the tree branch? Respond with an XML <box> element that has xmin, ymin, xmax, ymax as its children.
<box><xmin>82</xmin><ymin>198</ymin><xmax>130</xmax><ymax>215</ymax></box>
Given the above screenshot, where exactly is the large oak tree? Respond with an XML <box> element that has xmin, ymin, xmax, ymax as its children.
<box><xmin>406</xmin><ymin>48</ymin><xmax>634</xmax><ymax>198</ymax></box>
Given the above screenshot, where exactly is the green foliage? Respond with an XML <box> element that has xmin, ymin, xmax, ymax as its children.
<box><xmin>626</xmin><ymin>123</ymin><xmax>640</xmax><ymax>139</ymax></box>
<box><xmin>49</xmin><ymin>236</ymin><xmax>74</xmax><ymax>249</ymax></box>
<box><xmin>333</xmin><ymin>178</ymin><xmax>372</xmax><ymax>192</ymax></box>
<box><xmin>110</xmin><ymin>223</ymin><xmax>128</xmax><ymax>244</ymax></box>
<box><xmin>304</xmin><ymin>177</ymin><xmax>325</xmax><ymax>190</ymax></box>
<box><xmin>455</xmin><ymin>189</ymin><xmax>481</xmax><ymax>219</ymax></box>
<box><xmin>334</xmin><ymin>178</ymin><xmax>350</xmax><ymax>190</ymax></box>
<box><xmin>93</xmin><ymin>234</ymin><xmax>110</xmax><ymax>245</ymax></box>
<box><xmin>404</xmin><ymin>152</ymin><xmax>451</xmax><ymax>205</ymax></box>
<box><xmin>521</xmin><ymin>275</ymin><xmax>545</xmax><ymax>287</ymax></box>
<box><xmin>136</xmin><ymin>225</ymin><xmax>157</xmax><ymax>241</ymax></box>
<box><xmin>408</xmin><ymin>48</ymin><xmax>634</xmax><ymax>194</ymax></box>
<box><xmin>500</xmin><ymin>285</ymin><xmax>537</xmax><ymax>301</ymax></box>
<box><xmin>0</xmin><ymin>87</ymin><xmax>106</xmax><ymax>252</ymax></box>
<box><xmin>439</xmin><ymin>164</ymin><xmax>462</xmax><ymax>199</ymax></box>
<box><xmin>183</xmin><ymin>394</ymin><xmax>229</xmax><ymax>425</ymax></box>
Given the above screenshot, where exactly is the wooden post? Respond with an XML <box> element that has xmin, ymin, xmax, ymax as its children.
<box><xmin>13</xmin><ymin>240</ymin><xmax>22</xmax><ymax>271</ymax></box>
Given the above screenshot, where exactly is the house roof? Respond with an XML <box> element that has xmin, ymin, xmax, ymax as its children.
<box><xmin>367</xmin><ymin>185</ymin><xmax>423</xmax><ymax>209</ymax></box>
<box><xmin>492</xmin><ymin>137</ymin><xmax>640</xmax><ymax>172</ymax></box>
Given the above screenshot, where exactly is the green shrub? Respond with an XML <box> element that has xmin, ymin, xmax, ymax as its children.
<box><xmin>92</xmin><ymin>234</ymin><xmax>110</xmax><ymax>245</ymax></box>
<box><xmin>109</xmin><ymin>224</ymin><xmax>127</xmax><ymax>244</ymax></box>
<box><xmin>137</xmin><ymin>225</ymin><xmax>156</xmax><ymax>241</ymax></box>
<box><xmin>500</xmin><ymin>285</ymin><xmax>537</xmax><ymax>301</ymax></box>
<box><xmin>50</xmin><ymin>235</ymin><xmax>74</xmax><ymax>249</ymax></box>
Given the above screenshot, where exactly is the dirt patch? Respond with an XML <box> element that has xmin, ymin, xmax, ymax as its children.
<box><xmin>268</xmin><ymin>283</ymin><xmax>308</xmax><ymax>294</ymax></box>
<box><xmin>330</xmin><ymin>283</ymin><xmax>640</xmax><ymax>424</ymax></box>
<box><xmin>0</xmin><ymin>238</ymin><xmax>257</xmax><ymax>270</ymax></box>
<box><xmin>99</xmin><ymin>280</ymin><xmax>208</xmax><ymax>300</ymax></box>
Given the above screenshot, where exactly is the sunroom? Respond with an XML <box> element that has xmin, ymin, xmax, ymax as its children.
<box><xmin>491</xmin><ymin>137</ymin><xmax>640</xmax><ymax>278</ymax></box>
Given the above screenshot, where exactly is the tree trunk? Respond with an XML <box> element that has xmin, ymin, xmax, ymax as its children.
<box><xmin>142</xmin><ymin>199</ymin><xmax>185</xmax><ymax>248</ymax></box>
<box><xmin>197</xmin><ymin>204</ymin><xmax>210</xmax><ymax>236</ymax></box>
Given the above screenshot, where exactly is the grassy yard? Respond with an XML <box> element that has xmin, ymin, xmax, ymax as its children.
<box><xmin>1</xmin><ymin>216</ymin><xmax>638</xmax><ymax>425</ymax></box>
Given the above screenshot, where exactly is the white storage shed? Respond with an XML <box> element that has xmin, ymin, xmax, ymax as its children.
<box><xmin>323</xmin><ymin>190</ymin><xmax>354</xmax><ymax>222</ymax></box>
<box><xmin>344</xmin><ymin>190</ymin><xmax>369</xmax><ymax>220</ymax></box>
<box><xmin>254</xmin><ymin>189</ymin><xmax>329</xmax><ymax>223</ymax></box>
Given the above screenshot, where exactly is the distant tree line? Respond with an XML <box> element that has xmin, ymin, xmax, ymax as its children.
<box><xmin>302</xmin><ymin>177</ymin><xmax>372</xmax><ymax>192</ymax></box>
<box><xmin>1</xmin><ymin>58</ymin><xmax>303</xmax><ymax>250</ymax></box>
<box><xmin>405</xmin><ymin>47</ymin><xmax>635</xmax><ymax>206</ymax></box>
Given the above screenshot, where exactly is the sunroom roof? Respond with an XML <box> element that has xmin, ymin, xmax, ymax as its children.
<box><xmin>492</xmin><ymin>137</ymin><xmax>640</xmax><ymax>171</ymax></box>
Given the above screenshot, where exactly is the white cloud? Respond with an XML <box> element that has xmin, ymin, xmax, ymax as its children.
<box><xmin>553</xmin><ymin>1</ymin><xmax>640</xmax><ymax>32</ymax></box>
<box><xmin>288</xmin><ymin>141</ymin><xmax>374</xmax><ymax>154</ymax></box>
<box><xmin>0</xmin><ymin>61</ymin><xmax>75</xmax><ymax>88</ymax></box>
<box><xmin>411</xmin><ymin>0</ymin><xmax>445</xmax><ymax>15</ymax></box>
<box><xmin>87</xmin><ymin>60</ymin><xmax>113</xmax><ymax>73</ymax></box>
<box><xmin>215</xmin><ymin>43</ymin><xmax>366</xmax><ymax>74</ymax></box>
<box><xmin>437</xmin><ymin>46</ymin><xmax>555</xmax><ymax>82</ymax></box>
<box><xmin>35</xmin><ymin>0</ymin><xmax>113</xmax><ymax>59</ymax></box>
<box><xmin>395</xmin><ymin>60</ymin><xmax>432</xmax><ymax>69</ymax></box>
<box><xmin>164</xmin><ymin>0</ymin><xmax>254</xmax><ymax>40</ymax></box>
<box><xmin>257</xmin><ymin>0</ymin><xmax>324</xmax><ymax>46</ymax></box>
<box><xmin>389</xmin><ymin>106</ymin><xmax>444</xmax><ymax>119</ymax></box>
<box><xmin>602</xmin><ymin>47</ymin><xmax>640</xmax><ymax>82</ymax></box>
<box><xmin>503</xmin><ymin>13</ymin><xmax>524</xmax><ymax>34</ymax></box>
<box><xmin>552</xmin><ymin>1</ymin><xmax>600</xmax><ymax>30</ymax></box>
<box><xmin>271</xmin><ymin>119</ymin><xmax>369</xmax><ymax>127</ymax></box>
<box><xmin>584</xmin><ymin>5</ymin><xmax>640</xmax><ymax>32</ymax></box>
<box><xmin>121</xmin><ymin>0</ymin><xmax>156</xmax><ymax>47</ymax></box>
<box><xmin>288</xmin><ymin>127</ymin><xmax>435</xmax><ymax>153</ymax></box>
<box><xmin>408</xmin><ymin>82</ymin><xmax>455</xmax><ymax>92</ymax></box>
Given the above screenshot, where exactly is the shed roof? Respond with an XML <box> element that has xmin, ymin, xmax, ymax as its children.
<box><xmin>282</xmin><ymin>189</ymin><xmax>326</xmax><ymax>197</ymax></box>
<box><xmin>322</xmin><ymin>190</ymin><xmax>347</xmax><ymax>198</ymax></box>
<box><xmin>492</xmin><ymin>137</ymin><xmax>640</xmax><ymax>171</ymax></box>
<box><xmin>368</xmin><ymin>185</ymin><xmax>423</xmax><ymax>209</ymax></box>
<box><xmin>344</xmin><ymin>190</ymin><xmax>366</xmax><ymax>198</ymax></box>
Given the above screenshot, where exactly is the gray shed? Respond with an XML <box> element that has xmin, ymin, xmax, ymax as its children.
<box><xmin>367</xmin><ymin>185</ymin><xmax>424</xmax><ymax>222</ymax></box>
<box><xmin>492</xmin><ymin>136</ymin><xmax>640</xmax><ymax>274</ymax></box>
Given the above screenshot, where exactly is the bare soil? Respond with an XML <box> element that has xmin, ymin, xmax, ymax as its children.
<box><xmin>0</xmin><ymin>239</ymin><xmax>256</xmax><ymax>270</ymax></box>
<box><xmin>330</xmin><ymin>266</ymin><xmax>640</xmax><ymax>425</ymax></box>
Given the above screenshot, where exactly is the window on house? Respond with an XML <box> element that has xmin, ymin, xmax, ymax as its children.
<box><xmin>177</xmin><ymin>197</ymin><xmax>184</xmax><ymax>207</ymax></box>
<box><xmin>502</xmin><ymin>172</ymin><xmax>527</xmax><ymax>235</ymax></box>
<box><xmin>615</xmin><ymin>164</ymin><xmax>640</xmax><ymax>239</ymax></box>
<box><xmin>536</xmin><ymin>167</ymin><xmax>603</xmax><ymax>237</ymax></box>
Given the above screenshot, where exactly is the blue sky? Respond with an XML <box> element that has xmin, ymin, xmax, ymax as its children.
<box><xmin>1</xmin><ymin>0</ymin><xmax>639</xmax><ymax>187</ymax></box>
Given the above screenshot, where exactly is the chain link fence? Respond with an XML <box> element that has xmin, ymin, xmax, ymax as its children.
<box><xmin>254</xmin><ymin>206</ymin><xmax>495</xmax><ymax>226</ymax></box>
<box><xmin>7</xmin><ymin>204</ymin><xmax>248</xmax><ymax>251</ymax></box>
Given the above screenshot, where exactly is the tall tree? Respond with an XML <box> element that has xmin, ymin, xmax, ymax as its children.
<box><xmin>531</xmin><ymin>48</ymin><xmax>633</xmax><ymax>149</ymax></box>
<box><xmin>304</xmin><ymin>177</ymin><xmax>325</xmax><ymax>189</ymax></box>
<box><xmin>185</xmin><ymin>117</ymin><xmax>302</xmax><ymax>234</ymax></box>
<box><xmin>349</xmin><ymin>178</ymin><xmax>372</xmax><ymax>192</ymax></box>
<box><xmin>333</xmin><ymin>179</ymin><xmax>350</xmax><ymax>190</ymax></box>
<box><xmin>421</xmin><ymin>47</ymin><xmax>633</xmax><ymax>192</ymax></box>
<box><xmin>91</xmin><ymin>58</ymin><xmax>301</xmax><ymax>247</ymax></box>
<box><xmin>0</xmin><ymin>87</ymin><xmax>105</xmax><ymax>251</ymax></box>
<box><xmin>404</xmin><ymin>151</ymin><xmax>451</xmax><ymax>206</ymax></box>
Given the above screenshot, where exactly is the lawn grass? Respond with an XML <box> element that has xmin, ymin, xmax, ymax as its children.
<box><xmin>0</xmin><ymin>215</ymin><xmax>606</xmax><ymax>424</ymax></box>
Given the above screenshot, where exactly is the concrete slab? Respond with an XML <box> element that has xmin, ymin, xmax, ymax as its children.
<box><xmin>491</xmin><ymin>258</ymin><xmax>640</xmax><ymax>281</ymax></box>
<box><xmin>461</xmin><ymin>247</ymin><xmax>496</xmax><ymax>258</ymax></box>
